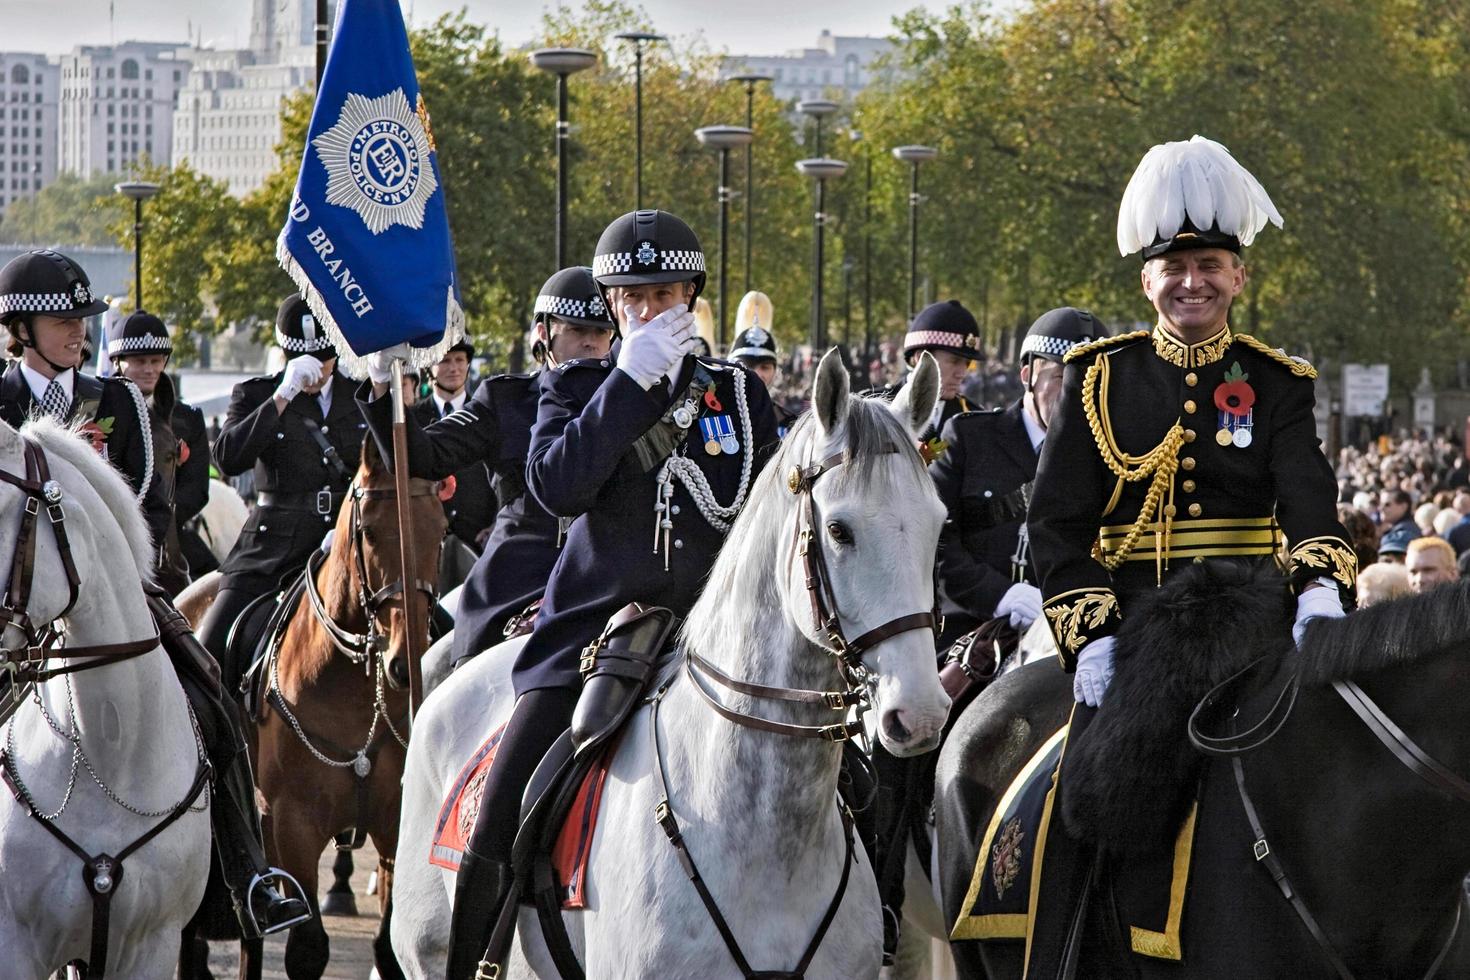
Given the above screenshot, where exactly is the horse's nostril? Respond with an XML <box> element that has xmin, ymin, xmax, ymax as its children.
<box><xmin>882</xmin><ymin>709</ymin><xmax>911</xmax><ymax>743</ymax></box>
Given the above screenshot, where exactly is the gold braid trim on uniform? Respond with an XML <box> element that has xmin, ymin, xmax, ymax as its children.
<box><xmin>1043</xmin><ymin>589</ymin><xmax>1119</xmax><ymax>657</ymax></box>
<box><xmin>1232</xmin><ymin>334</ymin><xmax>1318</xmax><ymax>379</ymax></box>
<box><xmin>1062</xmin><ymin>330</ymin><xmax>1149</xmax><ymax>364</ymax></box>
<box><xmin>1151</xmin><ymin>325</ymin><xmax>1232</xmax><ymax>369</ymax></box>
<box><xmin>1288</xmin><ymin>536</ymin><xmax>1357</xmax><ymax>589</ymax></box>
<box><xmin>1082</xmin><ymin>355</ymin><xmax>1185</xmax><ymax>577</ymax></box>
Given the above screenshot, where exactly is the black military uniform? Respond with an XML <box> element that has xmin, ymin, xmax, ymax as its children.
<box><xmin>417</xmin><ymin>340</ymin><xmax>497</xmax><ymax>557</ymax></box>
<box><xmin>198</xmin><ymin>295</ymin><xmax>368</xmax><ymax>689</ymax></box>
<box><xmin>729</xmin><ymin>291</ymin><xmax>799</xmax><ymax>436</ymax></box>
<box><xmin>879</xmin><ymin>299</ymin><xmax>983</xmax><ymax>448</ymax></box>
<box><xmin>447</xmin><ymin>211</ymin><xmax>778</xmax><ymax>980</ymax></box>
<box><xmin>0</xmin><ymin>251</ymin><xmax>310</xmax><ymax>938</ymax></box>
<box><xmin>108</xmin><ymin>310</ymin><xmax>213</xmax><ymax>595</ymax></box>
<box><xmin>357</xmin><ymin>267</ymin><xmax>614</xmax><ymax>667</ymax></box>
<box><xmin>0</xmin><ymin>253</ymin><xmax>169</xmax><ymax>550</ymax></box>
<box><xmin>929</xmin><ymin>309</ymin><xmax>1102</xmax><ymax>643</ymax></box>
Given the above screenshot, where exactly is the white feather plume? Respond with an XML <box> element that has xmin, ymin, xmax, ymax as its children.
<box><xmin>1116</xmin><ymin>135</ymin><xmax>1284</xmax><ymax>256</ymax></box>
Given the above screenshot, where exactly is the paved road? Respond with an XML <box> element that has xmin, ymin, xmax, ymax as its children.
<box><xmin>201</xmin><ymin>841</ymin><xmax>385</xmax><ymax>979</ymax></box>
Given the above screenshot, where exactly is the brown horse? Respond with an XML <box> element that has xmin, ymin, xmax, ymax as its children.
<box><xmin>180</xmin><ymin>437</ymin><xmax>447</xmax><ymax>979</ymax></box>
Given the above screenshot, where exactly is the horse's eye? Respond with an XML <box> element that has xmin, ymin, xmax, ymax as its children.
<box><xmin>826</xmin><ymin>521</ymin><xmax>853</xmax><ymax>545</ymax></box>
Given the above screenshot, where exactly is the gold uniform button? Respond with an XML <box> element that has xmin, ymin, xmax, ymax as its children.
<box><xmin>1182</xmin><ymin>457</ymin><xmax>1196</xmax><ymax>471</ymax></box>
<box><xmin>1185</xmin><ymin>372</ymin><xmax>1198</xmax><ymax>387</ymax></box>
<box><xmin>1184</xmin><ymin>399</ymin><xmax>1197</xmax><ymax>414</ymax></box>
<box><xmin>1188</xmin><ymin>503</ymin><xmax>1202</xmax><ymax>517</ymax></box>
<box><xmin>1164</xmin><ymin>504</ymin><xmax>1177</xmax><ymax>517</ymax></box>
<box><xmin>1183</xmin><ymin>429</ymin><xmax>1196</xmax><ymax>443</ymax></box>
<box><xmin>1183</xmin><ymin>479</ymin><xmax>1196</xmax><ymax>493</ymax></box>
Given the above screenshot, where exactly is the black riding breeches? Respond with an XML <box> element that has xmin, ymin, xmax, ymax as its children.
<box><xmin>465</xmin><ymin>687</ymin><xmax>579</xmax><ymax>864</ymax></box>
<box><xmin>197</xmin><ymin>584</ymin><xmax>270</xmax><ymax>695</ymax></box>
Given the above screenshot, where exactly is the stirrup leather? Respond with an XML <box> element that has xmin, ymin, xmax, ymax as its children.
<box><xmin>246</xmin><ymin>866</ymin><xmax>313</xmax><ymax>935</ymax></box>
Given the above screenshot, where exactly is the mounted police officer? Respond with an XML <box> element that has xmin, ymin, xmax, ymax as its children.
<box><xmin>730</xmin><ymin>289</ymin><xmax>799</xmax><ymax>436</ymax></box>
<box><xmin>879</xmin><ymin>299</ymin><xmax>983</xmax><ymax>457</ymax></box>
<box><xmin>359</xmin><ymin>266</ymin><xmax>616</xmax><ymax>669</ymax></box>
<box><xmin>108</xmin><ymin>310</ymin><xmax>212</xmax><ymax>596</ymax></box>
<box><xmin>197</xmin><ymin>293</ymin><xmax>368</xmax><ymax>692</ymax></box>
<box><xmin>930</xmin><ymin>307</ymin><xmax>1102</xmax><ymax>646</ymax></box>
<box><xmin>1024</xmin><ymin>135</ymin><xmax>1356</xmax><ymax>974</ymax></box>
<box><xmin>445</xmin><ymin>210</ymin><xmax>778</xmax><ymax>979</ymax></box>
<box><xmin>0</xmin><ymin>251</ymin><xmax>169</xmax><ymax>549</ymax></box>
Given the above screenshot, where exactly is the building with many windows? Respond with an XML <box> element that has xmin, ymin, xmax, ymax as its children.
<box><xmin>57</xmin><ymin>41</ymin><xmax>189</xmax><ymax>178</ymax></box>
<box><xmin>720</xmin><ymin>30</ymin><xmax>896</xmax><ymax>105</ymax></box>
<box><xmin>0</xmin><ymin>53</ymin><xmax>60</xmax><ymax>214</ymax></box>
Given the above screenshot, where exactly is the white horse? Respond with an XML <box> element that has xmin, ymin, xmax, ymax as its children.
<box><xmin>393</xmin><ymin>350</ymin><xmax>953</xmax><ymax>978</ymax></box>
<box><xmin>197</xmin><ymin>477</ymin><xmax>247</xmax><ymax>563</ymax></box>
<box><xmin>0</xmin><ymin>417</ymin><xmax>212</xmax><ymax>978</ymax></box>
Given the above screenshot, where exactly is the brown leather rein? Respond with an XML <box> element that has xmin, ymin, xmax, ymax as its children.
<box><xmin>0</xmin><ymin>438</ymin><xmax>159</xmax><ymax>691</ymax></box>
<box><xmin>685</xmin><ymin>448</ymin><xmax>940</xmax><ymax>742</ymax></box>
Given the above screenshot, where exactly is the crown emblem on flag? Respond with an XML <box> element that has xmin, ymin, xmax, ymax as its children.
<box><xmin>313</xmin><ymin>88</ymin><xmax>439</xmax><ymax>236</ymax></box>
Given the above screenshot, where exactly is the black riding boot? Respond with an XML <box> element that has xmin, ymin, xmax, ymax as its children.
<box><xmin>446</xmin><ymin>848</ymin><xmax>515</xmax><ymax>980</ymax></box>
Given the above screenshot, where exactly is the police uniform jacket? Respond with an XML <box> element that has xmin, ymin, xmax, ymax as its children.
<box><xmin>0</xmin><ymin>363</ymin><xmax>170</xmax><ymax>548</ymax></box>
<box><xmin>773</xmin><ymin>399</ymin><xmax>800</xmax><ymax>438</ymax></box>
<box><xmin>928</xmin><ymin>400</ymin><xmax>1039</xmax><ymax>639</ymax></box>
<box><xmin>1029</xmin><ymin>326</ymin><xmax>1356</xmax><ymax>669</ymax></box>
<box><xmin>214</xmin><ymin>371</ymin><xmax>367</xmax><ymax>592</ymax></box>
<box><xmin>517</xmin><ymin>355</ymin><xmax>777</xmax><ymax>694</ymax></box>
<box><xmin>409</xmin><ymin>390</ymin><xmax>497</xmax><ymax>544</ymax></box>
<box><xmin>170</xmin><ymin>387</ymin><xmax>216</xmax><ymax>580</ymax></box>
<box><xmin>357</xmin><ymin>372</ymin><xmax>556</xmax><ymax>662</ymax></box>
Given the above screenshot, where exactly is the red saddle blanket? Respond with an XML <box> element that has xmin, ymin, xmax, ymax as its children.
<box><xmin>429</xmin><ymin>725</ymin><xmax>611</xmax><ymax>910</ymax></box>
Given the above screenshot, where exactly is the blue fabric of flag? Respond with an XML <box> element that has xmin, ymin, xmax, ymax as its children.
<box><xmin>276</xmin><ymin>0</ymin><xmax>463</xmax><ymax>373</ymax></box>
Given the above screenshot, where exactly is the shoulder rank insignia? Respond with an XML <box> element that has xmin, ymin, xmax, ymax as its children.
<box><xmin>1232</xmin><ymin>334</ymin><xmax>1317</xmax><ymax>379</ymax></box>
<box><xmin>1063</xmin><ymin>330</ymin><xmax>1150</xmax><ymax>364</ymax></box>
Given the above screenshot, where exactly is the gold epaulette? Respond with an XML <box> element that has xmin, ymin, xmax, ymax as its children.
<box><xmin>1232</xmin><ymin>334</ymin><xmax>1317</xmax><ymax>379</ymax></box>
<box><xmin>1063</xmin><ymin>329</ymin><xmax>1150</xmax><ymax>364</ymax></box>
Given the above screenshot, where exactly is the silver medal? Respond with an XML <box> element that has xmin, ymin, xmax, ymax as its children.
<box><xmin>720</xmin><ymin>435</ymin><xmax>739</xmax><ymax>454</ymax></box>
<box><xmin>1232</xmin><ymin>427</ymin><xmax>1252</xmax><ymax>449</ymax></box>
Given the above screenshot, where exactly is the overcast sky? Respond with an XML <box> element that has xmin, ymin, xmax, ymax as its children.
<box><xmin>0</xmin><ymin>0</ymin><xmax>949</xmax><ymax>58</ymax></box>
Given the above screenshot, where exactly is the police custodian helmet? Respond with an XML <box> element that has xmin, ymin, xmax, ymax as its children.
<box><xmin>730</xmin><ymin>290</ymin><xmax>777</xmax><ymax>363</ymax></box>
<box><xmin>1020</xmin><ymin>307</ymin><xmax>1102</xmax><ymax>365</ymax></box>
<box><xmin>108</xmin><ymin>309</ymin><xmax>173</xmax><ymax>360</ymax></box>
<box><xmin>275</xmin><ymin>293</ymin><xmax>337</xmax><ymax>362</ymax></box>
<box><xmin>591</xmin><ymin>209</ymin><xmax>707</xmax><ymax>308</ymax></box>
<box><xmin>0</xmin><ymin>249</ymin><xmax>110</xmax><ymax>326</ymax></box>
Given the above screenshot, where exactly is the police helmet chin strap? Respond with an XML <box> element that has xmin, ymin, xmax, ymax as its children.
<box><xmin>17</xmin><ymin>323</ymin><xmax>75</xmax><ymax>377</ymax></box>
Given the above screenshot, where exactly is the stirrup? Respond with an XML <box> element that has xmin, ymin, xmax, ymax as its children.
<box><xmin>246</xmin><ymin>867</ymin><xmax>314</xmax><ymax>935</ymax></box>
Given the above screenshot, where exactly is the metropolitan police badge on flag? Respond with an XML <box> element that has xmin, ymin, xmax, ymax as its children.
<box><xmin>276</xmin><ymin>0</ymin><xmax>463</xmax><ymax>375</ymax></box>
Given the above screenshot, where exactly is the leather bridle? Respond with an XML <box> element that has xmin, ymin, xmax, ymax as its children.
<box><xmin>0</xmin><ymin>438</ymin><xmax>159</xmax><ymax>699</ymax></box>
<box><xmin>1190</xmin><ymin>655</ymin><xmax>1468</xmax><ymax>979</ymax></box>
<box><xmin>685</xmin><ymin>448</ymin><xmax>941</xmax><ymax>743</ymax></box>
<box><xmin>302</xmin><ymin>478</ymin><xmax>440</xmax><ymax>665</ymax></box>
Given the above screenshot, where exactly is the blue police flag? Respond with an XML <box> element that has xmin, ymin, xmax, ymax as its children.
<box><xmin>276</xmin><ymin>0</ymin><xmax>462</xmax><ymax>373</ymax></box>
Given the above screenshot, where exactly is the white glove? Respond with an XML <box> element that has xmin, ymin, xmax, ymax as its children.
<box><xmin>319</xmin><ymin>527</ymin><xmax>336</xmax><ymax>554</ymax></box>
<box><xmin>1073</xmin><ymin>635</ymin><xmax>1116</xmax><ymax>708</ymax></box>
<box><xmin>615</xmin><ymin>304</ymin><xmax>696</xmax><ymax>390</ymax></box>
<box><xmin>366</xmin><ymin>343</ymin><xmax>414</xmax><ymax>386</ymax></box>
<box><xmin>994</xmin><ymin>582</ymin><xmax>1043</xmax><ymax>630</ymax></box>
<box><xmin>275</xmin><ymin>354</ymin><xmax>325</xmax><ymax>402</ymax></box>
<box><xmin>1293</xmin><ymin>583</ymin><xmax>1344</xmax><ymax>646</ymax></box>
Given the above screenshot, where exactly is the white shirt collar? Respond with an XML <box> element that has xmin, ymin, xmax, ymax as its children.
<box><xmin>317</xmin><ymin>383</ymin><xmax>332</xmax><ymax>416</ymax></box>
<box><xmin>1021</xmin><ymin>401</ymin><xmax>1046</xmax><ymax>452</ymax></box>
<box><xmin>19</xmin><ymin>361</ymin><xmax>74</xmax><ymax>406</ymax></box>
<box><xmin>434</xmin><ymin>389</ymin><xmax>465</xmax><ymax>415</ymax></box>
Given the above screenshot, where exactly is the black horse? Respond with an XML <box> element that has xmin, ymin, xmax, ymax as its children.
<box><xmin>935</xmin><ymin>561</ymin><xmax>1470</xmax><ymax>979</ymax></box>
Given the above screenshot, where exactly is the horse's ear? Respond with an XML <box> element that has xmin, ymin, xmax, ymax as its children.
<box><xmin>890</xmin><ymin>351</ymin><xmax>939</xmax><ymax>437</ymax></box>
<box><xmin>361</xmin><ymin>434</ymin><xmax>384</xmax><ymax>473</ymax></box>
<box><xmin>812</xmin><ymin>347</ymin><xmax>850</xmax><ymax>437</ymax></box>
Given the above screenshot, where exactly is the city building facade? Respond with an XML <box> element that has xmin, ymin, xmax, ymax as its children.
<box><xmin>720</xmin><ymin>30</ymin><xmax>895</xmax><ymax>104</ymax></box>
<box><xmin>57</xmin><ymin>41</ymin><xmax>189</xmax><ymax>178</ymax></box>
<box><xmin>0</xmin><ymin>53</ymin><xmax>60</xmax><ymax>214</ymax></box>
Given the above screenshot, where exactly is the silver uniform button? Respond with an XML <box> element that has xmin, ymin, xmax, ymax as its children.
<box><xmin>674</xmin><ymin>539</ymin><xmax>683</xmax><ymax>549</ymax></box>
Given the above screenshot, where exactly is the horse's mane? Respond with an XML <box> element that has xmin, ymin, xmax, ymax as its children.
<box><xmin>18</xmin><ymin>415</ymin><xmax>155</xmax><ymax>583</ymax></box>
<box><xmin>1298</xmin><ymin>579</ymin><xmax>1470</xmax><ymax>686</ymax></box>
<box><xmin>681</xmin><ymin>395</ymin><xmax>928</xmax><ymax>656</ymax></box>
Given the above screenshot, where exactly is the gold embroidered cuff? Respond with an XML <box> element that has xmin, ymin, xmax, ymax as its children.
<box><xmin>1042</xmin><ymin>588</ymin><xmax>1122</xmax><ymax>670</ymax></box>
<box><xmin>1287</xmin><ymin>536</ymin><xmax>1357</xmax><ymax>591</ymax></box>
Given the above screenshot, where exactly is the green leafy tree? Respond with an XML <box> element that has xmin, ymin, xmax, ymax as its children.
<box><xmin>0</xmin><ymin>173</ymin><xmax>124</xmax><ymax>247</ymax></box>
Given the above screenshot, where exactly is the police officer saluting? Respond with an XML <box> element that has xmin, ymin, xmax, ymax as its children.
<box><xmin>446</xmin><ymin>210</ymin><xmax>778</xmax><ymax>979</ymax></box>
<box><xmin>729</xmin><ymin>289</ymin><xmax>799</xmax><ymax>437</ymax></box>
<box><xmin>108</xmin><ymin>310</ymin><xmax>213</xmax><ymax>595</ymax></box>
<box><xmin>197</xmin><ymin>293</ymin><xmax>367</xmax><ymax>691</ymax></box>
<box><xmin>358</xmin><ymin>266</ymin><xmax>616</xmax><ymax>668</ymax></box>
<box><xmin>929</xmin><ymin>308</ymin><xmax>1101</xmax><ymax>644</ymax></box>
<box><xmin>0</xmin><ymin>251</ymin><xmax>169</xmax><ymax>548</ymax></box>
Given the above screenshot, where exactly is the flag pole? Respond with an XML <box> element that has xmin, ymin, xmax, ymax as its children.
<box><xmin>390</xmin><ymin>356</ymin><xmax>427</xmax><ymax>719</ymax></box>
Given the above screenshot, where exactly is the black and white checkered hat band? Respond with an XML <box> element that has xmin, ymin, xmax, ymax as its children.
<box><xmin>535</xmin><ymin>294</ymin><xmax>606</xmax><ymax>321</ymax></box>
<box><xmin>0</xmin><ymin>291</ymin><xmax>84</xmax><ymax>316</ymax></box>
<box><xmin>276</xmin><ymin>331</ymin><xmax>334</xmax><ymax>353</ymax></box>
<box><xmin>1021</xmin><ymin>334</ymin><xmax>1078</xmax><ymax>359</ymax></box>
<box><xmin>108</xmin><ymin>333</ymin><xmax>171</xmax><ymax>356</ymax></box>
<box><xmin>592</xmin><ymin>250</ymin><xmax>705</xmax><ymax>276</ymax></box>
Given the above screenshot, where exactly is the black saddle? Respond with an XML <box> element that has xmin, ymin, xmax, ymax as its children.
<box><xmin>237</xmin><ymin>573</ymin><xmax>311</xmax><ymax>720</ymax></box>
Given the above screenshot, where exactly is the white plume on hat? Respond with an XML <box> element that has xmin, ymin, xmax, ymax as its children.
<box><xmin>1116</xmin><ymin>135</ymin><xmax>1283</xmax><ymax>256</ymax></box>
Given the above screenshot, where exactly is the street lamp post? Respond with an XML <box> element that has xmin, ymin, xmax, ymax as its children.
<box><xmin>614</xmin><ymin>31</ymin><xmax>665</xmax><ymax>209</ymax></box>
<box><xmin>532</xmin><ymin>48</ymin><xmax>599</xmax><ymax>270</ymax></box>
<box><xmin>797</xmin><ymin>99</ymin><xmax>839</xmax><ymax>157</ymax></box>
<box><xmin>727</xmin><ymin>73</ymin><xmax>772</xmax><ymax>293</ymax></box>
<box><xmin>892</xmin><ymin>144</ymin><xmax>938</xmax><ymax>321</ymax></box>
<box><xmin>795</xmin><ymin>158</ymin><xmax>847</xmax><ymax>351</ymax></box>
<box><xmin>115</xmin><ymin>181</ymin><xmax>160</xmax><ymax>310</ymax></box>
<box><xmin>695</xmin><ymin>125</ymin><xmax>754</xmax><ymax>352</ymax></box>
